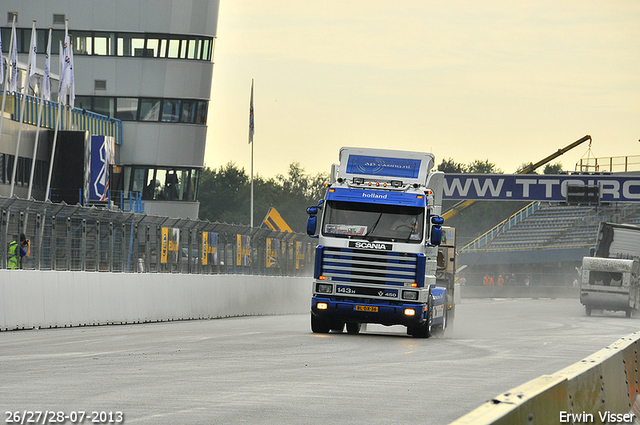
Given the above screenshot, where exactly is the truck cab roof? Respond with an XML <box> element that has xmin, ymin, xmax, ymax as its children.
<box><xmin>337</xmin><ymin>147</ymin><xmax>435</xmax><ymax>188</ymax></box>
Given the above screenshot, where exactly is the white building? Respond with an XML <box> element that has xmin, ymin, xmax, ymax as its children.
<box><xmin>0</xmin><ymin>1</ymin><xmax>220</xmax><ymax>219</ymax></box>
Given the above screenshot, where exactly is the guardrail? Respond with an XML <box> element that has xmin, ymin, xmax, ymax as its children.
<box><xmin>449</xmin><ymin>331</ymin><xmax>640</xmax><ymax>424</ymax></box>
<box><xmin>3</xmin><ymin>90</ymin><xmax>123</xmax><ymax>145</ymax></box>
<box><xmin>460</xmin><ymin>201</ymin><xmax>540</xmax><ymax>253</ymax></box>
<box><xmin>0</xmin><ymin>196</ymin><xmax>315</xmax><ymax>275</ymax></box>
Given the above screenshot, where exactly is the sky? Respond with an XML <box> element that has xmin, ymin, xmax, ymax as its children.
<box><xmin>205</xmin><ymin>1</ymin><xmax>640</xmax><ymax>179</ymax></box>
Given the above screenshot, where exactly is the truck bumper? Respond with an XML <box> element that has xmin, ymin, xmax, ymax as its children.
<box><xmin>311</xmin><ymin>296</ymin><xmax>434</xmax><ymax>327</ymax></box>
<box><xmin>580</xmin><ymin>290</ymin><xmax>630</xmax><ymax>311</ymax></box>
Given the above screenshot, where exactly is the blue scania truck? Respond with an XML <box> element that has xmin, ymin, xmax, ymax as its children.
<box><xmin>306</xmin><ymin>147</ymin><xmax>452</xmax><ymax>338</ymax></box>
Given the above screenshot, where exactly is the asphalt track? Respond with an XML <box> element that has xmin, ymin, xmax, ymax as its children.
<box><xmin>1</xmin><ymin>297</ymin><xmax>639</xmax><ymax>425</ymax></box>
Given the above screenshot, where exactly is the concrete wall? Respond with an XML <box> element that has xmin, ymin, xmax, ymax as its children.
<box><xmin>459</xmin><ymin>285</ymin><xmax>579</xmax><ymax>299</ymax></box>
<box><xmin>449</xmin><ymin>331</ymin><xmax>640</xmax><ymax>424</ymax></box>
<box><xmin>0</xmin><ymin>271</ymin><xmax>311</xmax><ymax>331</ymax></box>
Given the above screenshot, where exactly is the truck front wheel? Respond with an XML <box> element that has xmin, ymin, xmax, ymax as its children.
<box><xmin>311</xmin><ymin>314</ymin><xmax>330</xmax><ymax>333</ymax></box>
<box><xmin>346</xmin><ymin>323</ymin><xmax>361</xmax><ymax>334</ymax></box>
<box><xmin>407</xmin><ymin>322</ymin><xmax>432</xmax><ymax>338</ymax></box>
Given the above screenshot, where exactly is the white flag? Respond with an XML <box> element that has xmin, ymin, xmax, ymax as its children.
<box><xmin>248</xmin><ymin>79</ymin><xmax>254</xmax><ymax>144</ymax></box>
<box><xmin>27</xmin><ymin>21</ymin><xmax>37</xmax><ymax>90</ymax></box>
<box><xmin>58</xmin><ymin>40</ymin><xmax>65</xmax><ymax>102</ymax></box>
<box><xmin>58</xmin><ymin>21</ymin><xmax>71</xmax><ymax>103</ymax></box>
<box><xmin>43</xmin><ymin>29</ymin><xmax>51</xmax><ymax>101</ymax></box>
<box><xmin>9</xmin><ymin>22</ymin><xmax>17</xmax><ymax>93</ymax></box>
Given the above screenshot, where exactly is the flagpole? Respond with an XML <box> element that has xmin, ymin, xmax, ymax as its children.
<box><xmin>11</xmin><ymin>20</ymin><xmax>37</xmax><ymax>198</ymax></box>
<box><xmin>46</xmin><ymin>22</ymin><xmax>70</xmax><ymax>202</ymax></box>
<box><xmin>45</xmin><ymin>39</ymin><xmax>66</xmax><ymax>201</ymax></box>
<box><xmin>0</xmin><ymin>14</ymin><xmax>16</xmax><ymax>160</ymax></box>
<box><xmin>249</xmin><ymin>79</ymin><xmax>254</xmax><ymax>228</ymax></box>
<box><xmin>251</xmin><ymin>134</ymin><xmax>254</xmax><ymax>227</ymax></box>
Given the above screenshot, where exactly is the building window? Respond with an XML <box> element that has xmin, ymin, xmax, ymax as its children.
<box><xmin>2</xmin><ymin>27</ymin><xmax>215</xmax><ymax>62</ymax></box>
<box><xmin>116</xmin><ymin>98</ymin><xmax>138</xmax><ymax>121</ymax></box>
<box><xmin>73</xmin><ymin>31</ymin><xmax>92</xmax><ymax>55</ymax></box>
<box><xmin>72</xmin><ymin>96</ymin><xmax>208</xmax><ymax>124</ymax></box>
<box><xmin>93</xmin><ymin>97</ymin><xmax>114</xmax><ymax>117</ymax></box>
<box><xmin>125</xmin><ymin>166</ymin><xmax>200</xmax><ymax>201</ymax></box>
<box><xmin>180</xmin><ymin>101</ymin><xmax>196</xmax><ymax>123</ymax></box>
<box><xmin>161</xmin><ymin>99</ymin><xmax>180</xmax><ymax>122</ymax></box>
<box><xmin>140</xmin><ymin>98</ymin><xmax>161</xmax><ymax>121</ymax></box>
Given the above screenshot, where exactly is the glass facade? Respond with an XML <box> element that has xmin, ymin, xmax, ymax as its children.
<box><xmin>0</xmin><ymin>27</ymin><xmax>214</xmax><ymax>61</ymax></box>
<box><xmin>0</xmin><ymin>154</ymin><xmax>48</xmax><ymax>189</ymax></box>
<box><xmin>75</xmin><ymin>96</ymin><xmax>207</xmax><ymax>125</ymax></box>
<box><xmin>124</xmin><ymin>166</ymin><xmax>200</xmax><ymax>202</ymax></box>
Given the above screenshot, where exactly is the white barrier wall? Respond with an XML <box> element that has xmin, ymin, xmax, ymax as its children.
<box><xmin>0</xmin><ymin>271</ymin><xmax>311</xmax><ymax>331</ymax></box>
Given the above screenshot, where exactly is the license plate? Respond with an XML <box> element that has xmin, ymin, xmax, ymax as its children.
<box><xmin>355</xmin><ymin>305</ymin><xmax>378</xmax><ymax>312</ymax></box>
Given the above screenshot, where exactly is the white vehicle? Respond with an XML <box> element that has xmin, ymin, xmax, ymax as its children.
<box><xmin>580</xmin><ymin>222</ymin><xmax>640</xmax><ymax>317</ymax></box>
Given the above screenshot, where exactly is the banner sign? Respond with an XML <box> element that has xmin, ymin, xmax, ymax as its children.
<box><xmin>266</xmin><ymin>238</ymin><xmax>280</xmax><ymax>268</ymax></box>
<box><xmin>236</xmin><ymin>234</ymin><xmax>251</xmax><ymax>266</ymax></box>
<box><xmin>263</xmin><ymin>207</ymin><xmax>293</xmax><ymax>233</ymax></box>
<box><xmin>443</xmin><ymin>174</ymin><xmax>640</xmax><ymax>202</ymax></box>
<box><xmin>346</xmin><ymin>155</ymin><xmax>422</xmax><ymax>179</ymax></box>
<box><xmin>161</xmin><ymin>227</ymin><xmax>180</xmax><ymax>264</ymax></box>
<box><xmin>89</xmin><ymin>135</ymin><xmax>115</xmax><ymax>201</ymax></box>
<box><xmin>202</xmin><ymin>232</ymin><xmax>218</xmax><ymax>266</ymax></box>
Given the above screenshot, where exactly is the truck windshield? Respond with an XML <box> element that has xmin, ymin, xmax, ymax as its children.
<box><xmin>589</xmin><ymin>270</ymin><xmax>625</xmax><ymax>287</ymax></box>
<box><xmin>322</xmin><ymin>200</ymin><xmax>424</xmax><ymax>243</ymax></box>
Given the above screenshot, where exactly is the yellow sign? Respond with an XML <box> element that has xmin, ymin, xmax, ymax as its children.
<box><xmin>161</xmin><ymin>227</ymin><xmax>169</xmax><ymax>263</ymax></box>
<box><xmin>161</xmin><ymin>227</ymin><xmax>180</xmax><ymax>264</ymax></box>
<box><xmin>236</xmin><ymin>234</ymin><xmax>251</xmax><ymax>266</ymax></box>
<box><xmin>202</xmin><ymin>232</ymin><xmax>208</xmax><ymax>265</ymax></box>
<box><xmin>263</xmin><ymin>207</ymin><xmax>293</xmax><ymax>233</ymax></box>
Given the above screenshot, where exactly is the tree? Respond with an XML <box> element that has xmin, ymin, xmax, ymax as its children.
<box><xmin>198</xmin><ymin>161</ymin><xmax>328</xmax><ymax>233</ymax></box>
<box><xmin>438</xmin><ymin>158</ymin><xmax>467</xmax><ymax>173</ymax></box>
<box><xmin>467</xmin><ymin>159</ymin><xmax>502</xmax><ymax>174</ymax></box>
<box><xmin>198</xmin><ymin>162</ymin><xmax>251</xmax><ymax>225</ymax></box>
<box><xmin>543</xmin><ymin>162</ymin><xmax>563</xmax><ymax>174</ymax></box>
<box><xmin>516</xmin><ymin>162</ymin><xmax>537</xmax><ymax>174</ymax></box>
<box><xmin>274</xmin><ymin>162</ymin><xmax>328</xmax><ymax>231</ymax></box>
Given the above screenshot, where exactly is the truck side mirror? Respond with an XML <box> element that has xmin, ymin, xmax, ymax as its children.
<box><xmin>430</xmin><ymin>216</ymin><xmax>444</xmax><ymax>246</ymax></box>
<box><xmin>307</xmin><ymin>216</ymin><xmax>318</xmax><ymax>237</ymax></box>
<box><xmin>307</xmin><ymin>205</ymin><xmax>320</xmax><ymax>237</ymax></box>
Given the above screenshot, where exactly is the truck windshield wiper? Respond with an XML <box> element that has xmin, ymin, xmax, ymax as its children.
<box><xmin>365</xmin><ymin>213</ymin><xmax>384</xmax><ymax>241</ymax></box>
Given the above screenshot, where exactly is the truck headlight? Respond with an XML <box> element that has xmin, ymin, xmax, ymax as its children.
<box><xmin>403</xmin><ymin>290</ymin><xmax>418</xmax><ymax>301</ymax></box>
<box><xmin>316</xmin><ymin>283</ymin><xmax>333</xmax><ymax>294</ymax></box>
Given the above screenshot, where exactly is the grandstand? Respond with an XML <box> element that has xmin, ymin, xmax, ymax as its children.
<box><xmin>458</xmin><ymin>201</ymin><xmax>640</xmax><ymax>287</ymax></box>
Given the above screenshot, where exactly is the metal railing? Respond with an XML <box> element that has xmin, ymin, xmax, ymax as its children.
<box><xmin>2</xmin><ymin>91</ymin><xmax>123</xmax><ymax>145</ymax></box>
<box><xmin>576</xmin><ymin>155</ymin><xmax>640</xmax><ymax>173</ymax></box>
<box><xmin>460</xmin><ymin>201</ymin><xmax>540</xmax><ymax>252</ymax></box>
<box><xmin>0</xmin><ymin>196</ymin><xmax>315</xmax><ymax>276</ymax></box>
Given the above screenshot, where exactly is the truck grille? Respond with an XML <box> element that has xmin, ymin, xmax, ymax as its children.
<box><xmin>322</xmin><ymin>247</ymin><xmax>417</xmax><ymax>286</ymax></box>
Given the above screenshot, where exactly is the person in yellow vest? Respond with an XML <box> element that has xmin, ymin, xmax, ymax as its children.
<box><xmin>8</xmin><ymin>233</ymin><xmax>30</xmax><ymax>269</ymax></box>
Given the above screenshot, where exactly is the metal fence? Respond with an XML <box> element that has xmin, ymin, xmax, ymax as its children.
<box><xmin>0</xmin><ymin>197</ymin><xmax>315</xmax><ymax>276</ymax></box>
